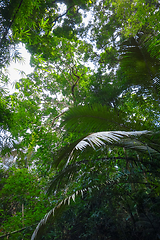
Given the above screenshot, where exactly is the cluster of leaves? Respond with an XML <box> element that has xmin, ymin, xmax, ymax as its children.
<box><xmin>0</xmin><ymin>167</ymin><xmax>56</xmax><ymax>239</ymax></box>
<box><xmin>0</xmin><ymin>0</ymin><xmax>160</xmax><ymax>239</ymax></box>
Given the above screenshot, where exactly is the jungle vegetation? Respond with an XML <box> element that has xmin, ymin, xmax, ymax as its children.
<box><xmin>0</xmin><ymin>0</ymin><xmax>160</xmax><ymax>239</ymax></box>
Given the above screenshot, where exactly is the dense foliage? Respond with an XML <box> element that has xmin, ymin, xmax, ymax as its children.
<box><xmin>0</xmin><ymin>0</ymin><xmax>160</xmax><ymax>239</ymax></box>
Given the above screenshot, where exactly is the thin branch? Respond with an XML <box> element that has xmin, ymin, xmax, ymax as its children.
<box><xmin>0</xmin><ymin>223</ymin><xmax>38</xmax><ymax>239</ymax></box>
<box><xmin>70</xmin><ymin>67</ymin><xmax>85</xmax><ymax>102</ymax></box>
<box><xmin>53</xmin><ymin>5</ymin><xmax>73</xmax><ymax>23</ymax></box>
<box><xmin>0</xmin><ymin>0</ymin><xmax>24</xmax><ymax>44</ymax></box>
<box><xmin>51</xmin><ymin>111</ymin><xmax>66</xmax><ymax>127</ymax></box>
<box><xmin>49</xmin><ymin>5</ymin><xmax>74</xmax><ymax>33</ymax></box>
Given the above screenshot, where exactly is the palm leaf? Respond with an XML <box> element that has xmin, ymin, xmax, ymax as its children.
<box><xmin>61</xmin><ymin>104</ymin><xmax>127</xmax><ymax>133</ymax></box>
<box><xmin>53</xmin><ymin>130</ymin><xmax>159</xmax><ymax>169</ymax></box>
<box><xmin>47</xmin><ymin>161</ymin><xmax>86</xmax><ymax>194</ymax></box>
<box><xmin>118</xmin><ymin>138</ymin><xmax>160</xmax><ymax>155</ymax></box>
<box><xmin>31</xmin><ymin>188</ymin><xmax>90</xmax><ymax>240</ymax></box>
<box><xmin>32</xmin><ymin>177</ymin><xmax>123</xmax><ymax>240</ymax></box>
<box><xmin>67</xmin><ymin>130</ymin><xmax>154</xmax><ymax>166</ymax></box>
<box><xmin>142</xmin><ymin>33</ymin><xmax>160</xmax><ymax>60</ymax></box>
<box><xmin>48</xmin><ymin>134</ymin><xmax>160</xmax><ymax>195</ymax></box>
<box><xmin>52</xmin><ymin>136</ymin><xmax>87</xmax><ymax>169</ymax></box>
<box><xmin>75</xmin><ymin>131</ymin><xmax>149</xmax><ymax>150</ymax></box>
<box><xmin>32</xmin><ymin>170</ymin><xmax>157</xmax><ymax>240</ymax></box>
<box><xmin>119</xmin><ymin>36</ymin><xmax>160</xmax><ymax>95</ymax></box>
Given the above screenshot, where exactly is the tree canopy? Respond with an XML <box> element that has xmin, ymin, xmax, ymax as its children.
<box><xmin>0</xmin><ymin>0</ymin><xmax>160</xmax><ymax>239</ymax></box>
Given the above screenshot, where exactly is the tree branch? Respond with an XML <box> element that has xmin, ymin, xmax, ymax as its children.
<box><xmin>49</xmin><ymin>5</ymin><xmax>74</xmax><ymax>33</ymax></box>
<box><xmin>70</xmin><ymin>67</ymin><xmax>85</xmax><ymax>102</ymax></box>
<box><xmin>0</xmin><ymin>223</ymin><xmax>38</xmax><ymax>239</ymax></box>
<box><xmin>0</xmin><ymin>0</ymin><xmax>24</xmax><ymax>45</ymax></box>
<box><xmin>51</xmin><ymin>111</ymin><xmax>66</xmax><ymax>127</ymax></box>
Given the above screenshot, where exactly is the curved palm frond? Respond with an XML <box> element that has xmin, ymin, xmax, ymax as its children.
<box><xmin>142</xmin><ymin>32</ymin><xmax>160</xmax><ymax>60</ymax></box>
<box><xmin>32</xmin><ymin>169</ymin><xmax>158</xmax><ymax>240</ymax></box>
<box><xmin>74</xmin><ymin>131</ymin><xmax>149</xmax><ymax>150</ymax></box>
<box><xmin>47</xmin><ymin>160</ymin><xmax>86</xmax><ymax>194</ymax></box>
<box><xmin>61</xmin><ymin>104</ymin><xmax>127</xmax><ymax>133</ymax></box>
<box><xmin>31</xmin><ymin>188</ymin><xmax>90</xmax><ymax>240</ymax></box>
<box><xmin>52</xmin><ymin>136</ymin><xmax>87</xmax><ymax>169</ymax></box>
<box><xmin>31</xmin><ymin>176</ymin><xmax>122</xmax><ymax>240</ymax></box>
<box><xmin>119</xmin><ymin>138</ymin><xmax>160</xmax><ymax>155</ymax></box>
<box><xmin>119</xmin><ymin>36</ymin><xmax>160</xmax><ymax>98</ymax></box>
<box><xmin>52</xmin><ymin>130</ymin><xmax>158</xmax><ymax>170</ymax></box>
<box><xmin>48</xmin><ymin>132</ymin><xmax>160</xmax><ymax>195</ymax></box>
<box><xmin>67</xmin><ymin>130</ymin><xmax>155</xmax><ymax>166</ymax></box>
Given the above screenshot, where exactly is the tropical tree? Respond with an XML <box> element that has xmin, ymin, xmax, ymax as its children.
<box><xmin>0</xmin><ymin>0</ymin><xmax>160</xmax><ymax>239</ymax></box>
<box><xmin>30</xmin><ymin>103</ymin><xmax>160</xmax><ymax>239</ymax></box>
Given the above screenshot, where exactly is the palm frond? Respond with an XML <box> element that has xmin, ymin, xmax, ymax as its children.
<box><xmin>119</xmin><ymin>36</ymin><xmax>160</xmax><ymax>91</ymax></box>
<box><xmin>53</xmin><ymin>137</ymin><xmax>86</xmax><ymax>169</ymax></box>
<box><xmin>32</xmin><ymin>178</ymin><xmax>123</xmax><ymax>240</ymax></box>
<box><xmin>119</xmin><ymin>139</ymin><xmax>160</xmax><ymax>155</ymax></box>
<box><xmin>47</xmin><ymin>161</ymin><xmax>86</xmax><ymax>194</ymax></box>
<box><xmin>49</xmin><ymin>133</ymin><xmax>160</xmax><ymax>195</ymax></box>
<box><xmin>68</xmin><ymin>130</ymin><xmax>154</xmax><ymax>166</ymax></box>
<box><xmin>53</xmin><ymin>130</ymin><xmax>158</xmax><ymax>169</ymax></box>
<box><xmin>61</xmin><ymin>104</ymin><xmax>127</xmax><ymax>133</ymax></box>
<box><xmin>32</xmin><ymin>169</ymin><xmax>157</xmax><ymax>240</ymax></box>
<box><xmin>31</xmin><ymin>189</ymin><xmax>89</xmax><ymax>240</ymax></box>
<box><xmin>75</xmin><ymin>131</ymin><xmax>149</xmax><ymax>150</ymax></box>
<box><xmin>142</xmin><ymin>33</ymin><xmax>160</xmax><ymax>60</ymax></box>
